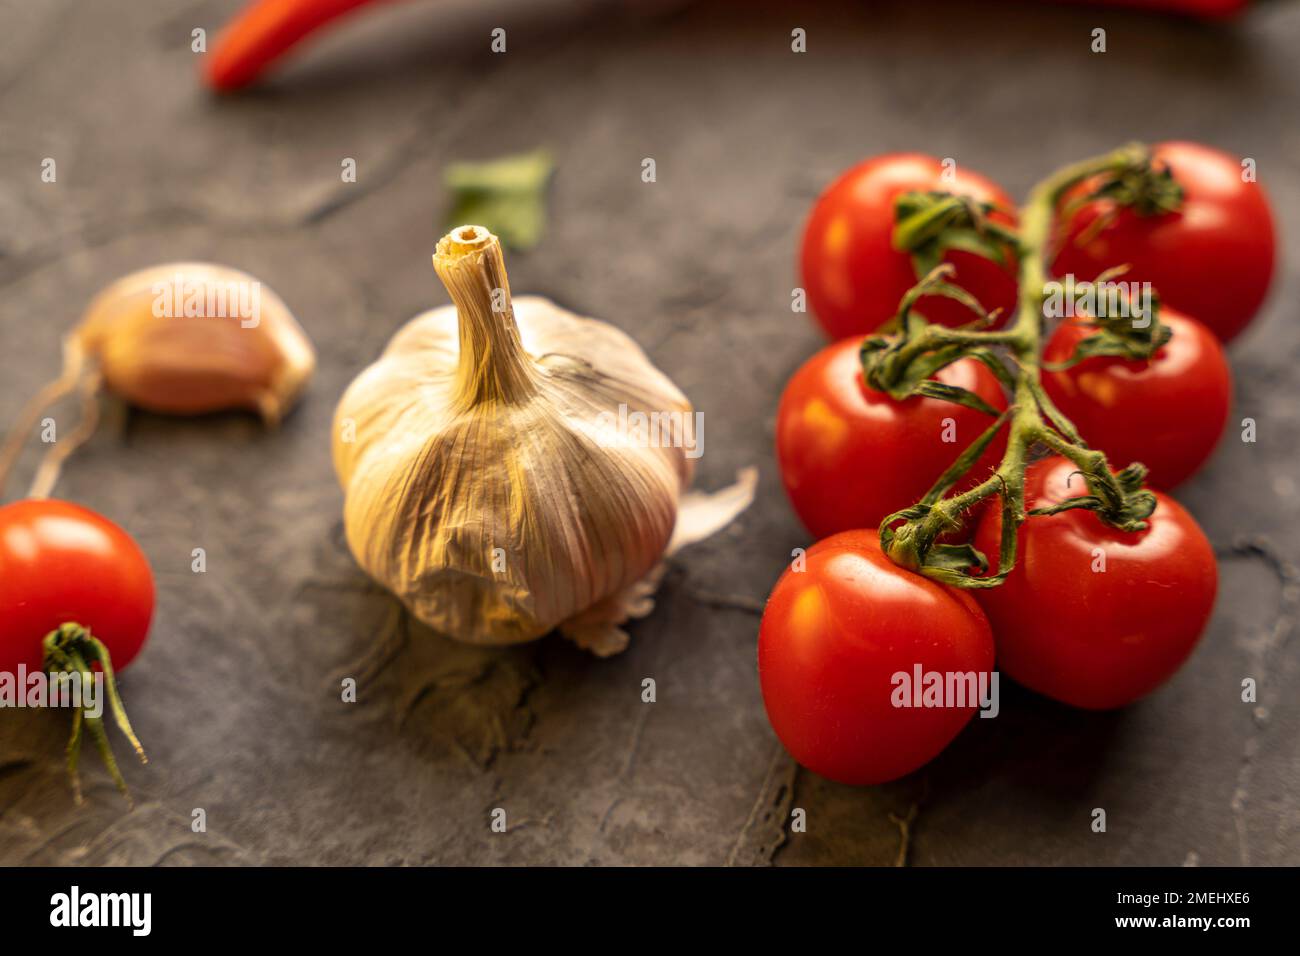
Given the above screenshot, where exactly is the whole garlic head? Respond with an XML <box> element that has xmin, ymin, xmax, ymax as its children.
<box><xmin>333</xmin><ymin>225</ymin><xmax>697</xmax><ymax>647</ymax></box>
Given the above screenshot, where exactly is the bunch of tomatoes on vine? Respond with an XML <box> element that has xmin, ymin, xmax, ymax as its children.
<box><xmin>760</xmin><ymin>142</ymin><xmax>1276</xmax><ymax>786</ymax></box>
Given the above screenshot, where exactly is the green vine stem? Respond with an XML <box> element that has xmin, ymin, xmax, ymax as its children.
<box><xmin>876</xmin><ymin>144</ymin><xmax>1165</xmax><ymax>588</ymax></box>
<box><xmin>42</xmin><ymin>622</ymin><xmax>147</xmax><ymax>805</ymax></box>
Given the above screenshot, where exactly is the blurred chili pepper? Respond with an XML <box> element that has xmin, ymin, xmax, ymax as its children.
<box><xmin>1071</xmin><ymin>0</ymin><xmax>1248</xmax><ymax>15</ymax></box>
<box><xmin>205</xmin><ymin>0</ymin><xmax>404</xmax><ymax>92</ymax></box>
<box><xmin>204</xmin><ymin>0</ymin><xmax>1251</xmax><ymax>93</ymax></box>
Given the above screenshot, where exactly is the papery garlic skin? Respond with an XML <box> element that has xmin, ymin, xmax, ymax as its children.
<box><xmin>76</xmin><ymin>263</ymin><xmax>315</xmax><ymax>423</ymax></box>
<box><xmin>333</xmin><ymin>226</ymin><xmax>695</xmax><ymax>646</ymax></box>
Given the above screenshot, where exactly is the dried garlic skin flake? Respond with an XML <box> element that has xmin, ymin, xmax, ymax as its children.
<box><xmin>333</xmin><ymin>226</ymin><xmax>696</xmax><ymax>646</ymax></box>
<box><xmin>76</xmin><ymin>263</ymin><xmax>315</xmax><ymax>424</ymax></box>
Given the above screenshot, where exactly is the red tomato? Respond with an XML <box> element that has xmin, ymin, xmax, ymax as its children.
<box><xmin>759</xmin><ymin>530</ymin><xmax>995</xmax><ymax>785</ymax></box>
<box><xmin>800</xmin><ymin>153</ymin><xmax>1019</xmax><ymax>339</ymax></box>
<box><xmin>1054</xmin><ymin>141</ymin><xmax>1276</xmax><ymax>343</ymax></box>
<box><xmin>973</xmin><ymin>457</ymin><xmax>1217</xmax><ymax>710</ymax></box>
<box><xmin>776</xmin><ymin>337</ymin><xmax>1007</xmax><ymax>538</ymax></box>
<box><xmin>1042</xmin><ymin>308</ymin><xmax>1231</xmax><ymax>489</ymax></box>
<box><xmin>0</xmin><ymin>499</ymin><xmax>154</xmax><ymax>675</ymax></box>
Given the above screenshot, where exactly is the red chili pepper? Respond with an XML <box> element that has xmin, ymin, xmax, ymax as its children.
<box><xmin>205</xmin><ymin>0</ymin><xmax>1251</xmax><ymax>93</ymax></box>
<box><xmin>204</xmin><ymin>0</ymin><xmax>402</xmax><ymax>93</ymax></box>
<box><xmin>1066</xmin><ymin>0</ymin><xmax>1248</xmax><ymax>15</ymax></box>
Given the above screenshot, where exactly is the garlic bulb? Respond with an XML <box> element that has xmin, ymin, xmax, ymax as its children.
<box><xmin>333</xmin><ymin>225</ymin><xmax>752</xmax><ymax>654</ymax></box>
<box><xmin>76</xmin><ymin>262</ymin><xmax>315</xmax><ymax>424</ymax></box>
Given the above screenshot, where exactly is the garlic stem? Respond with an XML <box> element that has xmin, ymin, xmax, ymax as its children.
<box><xmin>432</xmin><ymin>225</ymin><xmax>538</xmax><ymax>408</ymax></box>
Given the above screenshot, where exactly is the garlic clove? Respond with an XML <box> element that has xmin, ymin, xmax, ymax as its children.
<box><xmin>76</xmin><ymin>263</ymin><xmax>315</xmax><ymax>424</ymax></box>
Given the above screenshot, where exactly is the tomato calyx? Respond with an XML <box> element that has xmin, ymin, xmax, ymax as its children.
<box><xmin>1060</xmin><ymin>149</ymin><xmax>1185</xmax><ymax>239</ymax></box>
<box><xmin>860</xmin><ymin>265</ymin><xmax>1017</xmax><ymax>415</ymax></box>
<box><xmin>1059</xmin><ymin>147</ymin><xmax>1184</xmax><ymax>245</ymax></box>
<box><xmin>879</xmin><ymin>412</ymin><xmax>1015</xmax><ymax>584</ymax></box>
<box><xmin>892</xmin><ymin>190</ymin><xmax>1021</xmax><ymax>277</ymax></box>
<box><xmin>1025</xmin><ymin>456</ymin><xmax>1157</xmax><ymax>531</ymax></box>
<box><xmin>42</xmin><ymin>621</ymin><xmax>147</xmax><ymax>806</ymax></box>
<box><xmin>1043</xmin><ymin>267</ymin><xmax>1174</xmax><ymax>368</ymax></box>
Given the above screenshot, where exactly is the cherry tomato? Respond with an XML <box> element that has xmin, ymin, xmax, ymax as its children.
<box><xmin>0</xmin><ymin>499</ymin><xmax>154</xmax><ymax>675</ymax></box>
<box><xmin>973</xmin><ymin>457</ymin><xmax>1217</xmax><ymax>710</ymax></box>
<box><xmin>776</xmin><ymin>337</ymin><xmax>1007</xmax><ymax>538</ymax></box>
<box><xmin>800</xmin><ymin>153</ymin><xmax>1019</xmax><ymax>339</ymax></box>
<box><xmin>759</xmin><ymin>530</ymin><xmax>995</xmax><ymax>785</ymax></box>
<box><xmin>1042</xmin><ymin>308</ymin><xmax>1231</xmax><ymax>489</ymax></box>
<box><xmin>1054</xmin><ymin>141</ymin><xmax>1277</xmax><ymax>343</ymax></box>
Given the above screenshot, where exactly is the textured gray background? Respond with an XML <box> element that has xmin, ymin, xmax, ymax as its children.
<box><xmin>1</xmin><ymin>0</ymin><xmax>1297</xmax><ymax>865</ymax></box>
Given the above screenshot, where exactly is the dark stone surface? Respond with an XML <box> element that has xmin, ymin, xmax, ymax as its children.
<box><xmin>1</xmin><ymin>0</ymin><xmax>1297</xmax><ymax>865</ymax></box>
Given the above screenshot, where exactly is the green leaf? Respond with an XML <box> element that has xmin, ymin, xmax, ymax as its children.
<box><xmin>444</xmin><ymin>149</ymin><xmax>555</xmax><ymax>251</ymax></box>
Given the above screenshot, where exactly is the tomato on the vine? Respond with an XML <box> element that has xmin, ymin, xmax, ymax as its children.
<box><xmin>800</xmin><ymin>153</ymin><xmax>1019</xmax><ymax>339</ymax></box>
<box><xmin>1042</xmin><ymin>307</ymin><xmax>1231</xmax><ymax>490</ymax></box>
<box><xmin>1053</xmin><ymin>141</ymin><xmax>1276</xmax><ymax>343</ymax></box>
<box><xmin>759</xmin><ymin>530</ymin><xmax>994</xmax><ymax>785</ymax></box>
<box><xmin>0</xmin><ymin>499</ymin><xmax>154</xmax><ymax>675</ymax></box>
<box><xmin>972</xmin><ymin>457</ymin><xmax>1217</xmax><ymax>710</ymax></box>
<box><xmin>776</xmin><ymin>337</ymin><xmax>1007</xmax><ymax>538</ymax></box>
